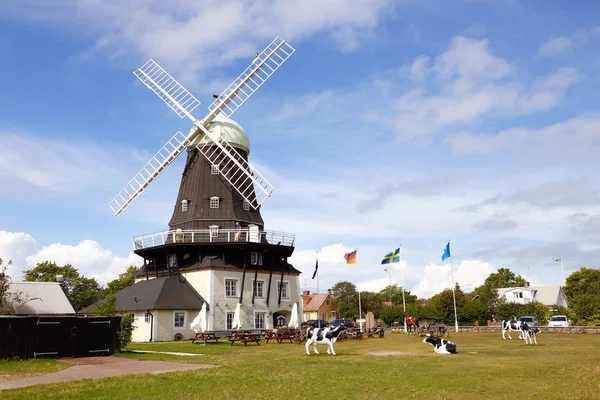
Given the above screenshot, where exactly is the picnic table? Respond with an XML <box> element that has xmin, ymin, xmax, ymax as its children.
<box><xmin>191</xmin><ymin>331</ymin><xmax>219</xmax><ymax>344</ymax></box>
<box><xmin>228</xmin><ymin>332</ymin><xmax>262</xmax><ymax>346</ymax></box>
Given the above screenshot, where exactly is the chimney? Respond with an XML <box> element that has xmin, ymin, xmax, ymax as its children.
<box><xmin>327</xmin><ymin>289</ymin><xmax>332</xmax><ymax>295</ymax></box>
<box><xmin>302</xmin><ymin>290</ymin><xmax>310</xmax><ymax>296</ymax></box>
<box><xmin>525</xmin><ymin>281</ymin><xmax>530</xmax><ymax>287</ymax></box>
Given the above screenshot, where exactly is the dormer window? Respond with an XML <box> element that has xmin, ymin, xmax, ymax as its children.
<box><xmin>251</xmin><ymin>252</ymin><xmax>263</xmax><ymax>266</ymax></box>
<box><xmin>243</xmin><ymin>199</ymin><xmax>250</xmax><ymax>211</ymax></box>
<box><xmin>210</xmin><ymin>196</ymin><xmax>220</xmax><ymax>209</ymax></box>
<box><xmin>209</xmin><ymin>225</ymin><xmax>219</xmax><ymax>238</ymax></box>
<box><xmin>181</xmin><ymin>199</ymin><xmax>188</xmax><ymax>212</ymax></box>
<box><xmin>211</xmin><ymin>164</ymin><xmax>220</xmax><ymax>175</ymax></box>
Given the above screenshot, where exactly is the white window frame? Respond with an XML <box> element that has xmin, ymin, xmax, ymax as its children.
<box><xmin>253</xmin><ymin>280</ymin><xmax>265</xmax><ymax>298</ymax></box>
<box><xmin>331</xmin><ymin>311</ymin><xmax>337</xmax><ymax>320</ymax></box>
<box><xmin>210</xmin><ymin>196</ymin><xmax>220</xmax><ymax>209</ymax></box>
<box><xmin>181</xmin><ymin>199</ymin><xmax>188</xmax><ymax>212</ymax></box>
<box><xmin>242</xmin><ymin>199</ymin><xmax>250</xmax><ymax>211</ymax></box>
<box><xmin>144</xmin><ymin>312</ymin><xmax>150</xmax><ymax>324</ymax></box>
<box><xmin>226</xmin><ymin>311</ymin><xmax>234</xmax><ymax>330</ymax></box>
<box><xmin>211</xmin><ymin>164</ymin><xmax>220</xmax><ymax>175</ymax></box>
<box><xmin>322</xmin><ymin>311</ymin><xmax>327</xmax><ymax>321</ymax></box>
<box><xmin>209</xmin><ymin>225</ymin><xmax>219</xmax><ymax>238</ymax></box>
<box><xmin>254</xmin><ymin>311</ymin><xmax>267</xmax><ymax>329</ymax></box>
<box><xmin>251</xmin><ymin>252</ymin><xmax>263</xmax><ymax>266</ymax></box>
<box><xmin>174</xmin><ymin>311</ymin><xmax>185</xmax><ymax>328</ymax></box>
<box><xmin>277</xmin><ymin>281</ymin><xmax>290</xmax><ymax>299</ymax></box>
<box><xmin>225</xmin><ymin>278</ymin><xmax>238</xmax><ymax>298</ymax></box>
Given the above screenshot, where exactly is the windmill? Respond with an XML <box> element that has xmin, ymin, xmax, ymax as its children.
<box><xmin>108</xmin><ymin>36</ymin><xmax>295</xmax><ymax>217</ymax></box>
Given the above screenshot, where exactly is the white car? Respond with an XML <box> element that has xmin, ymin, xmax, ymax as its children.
<box><xmin>548</xmin><ymin>315</ymin><xmax>570</xmax><ymax>327</ymax></box>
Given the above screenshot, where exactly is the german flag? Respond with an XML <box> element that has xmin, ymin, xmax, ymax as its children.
<box><xmin>344</xmin><ymin>250</ymin><xmax>357</xmax><ymax>264</ymax></box>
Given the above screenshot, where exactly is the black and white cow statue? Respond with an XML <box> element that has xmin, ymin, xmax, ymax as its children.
<box><xmin>305</xmin><ymin>324</ymin><xmax>347</xmax><ymax>355</ymax></box>
<box><xmin>501</xmin><ymin>320</ymin><xmax>540</xmax><ymax>345</ymax></box>
<box><xmin>422</xmin><ymin>334</ymin><xmax>457</xmax><ymax>354</ymax></box>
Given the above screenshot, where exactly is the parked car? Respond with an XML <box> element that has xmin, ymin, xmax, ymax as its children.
<box><xmin>330</xmin><ymin>319</ymin><xmax>355</xmax><ymax>328</ymax></box>
<box><xmin>548</xmin><ymin>315</ymin><xmax>570</xmax><ymax>327</ymax></box>
<box><xmin>304</xmin><ymin>319</ymin><xmax>329</xmax><ymax>328</ymax></box>
<box><xmin>518</xmin><ymin>316</ymin><xmax>539</xmax><ymax>327</ymax></box>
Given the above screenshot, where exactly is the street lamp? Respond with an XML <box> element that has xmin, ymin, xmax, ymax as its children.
<box><xmin>383</xmin><ymin>268</ymin><xmax>392</xmax><ymax>308</ymax></box>
<box><xmin>553</xmin><ymin>257</ymin><xmax>565</xmax><ymax>286</ymax></box>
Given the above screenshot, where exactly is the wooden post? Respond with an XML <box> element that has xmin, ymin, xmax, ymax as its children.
<box><xmin>239</xmin><ymin>253</ymin><xmax>247</xmax><ymax>304</ymax></box>
<box><xmin>252</xmin><ymin>268</ymin><xmax>258</xmax><ymax>305</ymax></box>
<box><xmin>278</xmin><ymin>257</ymin><xmax>285</xmax><ymax>306</ymax></box>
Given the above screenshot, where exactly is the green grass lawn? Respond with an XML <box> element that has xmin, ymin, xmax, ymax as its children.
<box><xmin>2</xmin><ymin>332</ymin><xmax>600</xmax><ymax>399</ymax></box>
<box><xmin>0</xmin><ymin>358</ymin><xmax>69</xmax><ymax>382</ymax></box>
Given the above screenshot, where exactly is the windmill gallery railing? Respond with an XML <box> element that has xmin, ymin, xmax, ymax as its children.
<box><xmin>133</xmin><ymin>228</ymin><xmax>295</xmax><ymax>250</ymax></box>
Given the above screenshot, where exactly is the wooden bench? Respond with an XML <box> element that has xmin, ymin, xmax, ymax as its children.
<box><xmin>191</xmin><ymin>332</ymin><xmax>219</xmax><ymax>344</ymax></box>
<box><xmin>228</xmin><ymin>333</ymin><xmax>262</xmax><ymax>346</ymax></box>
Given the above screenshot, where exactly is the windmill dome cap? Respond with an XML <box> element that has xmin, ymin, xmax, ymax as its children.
<box><xmin>189</xmin><ymin>114</ymin><xmax>250</xmax><ymax>154</ymax></box>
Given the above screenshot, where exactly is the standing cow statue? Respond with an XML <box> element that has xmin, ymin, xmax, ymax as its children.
<box><xmin>305</xmin><ymin>324</ymin><xmax>347</xmax><ymax>355</ymax></box>
<box><xmin>501</xmin><ymin>319</ymin><xmax>540</xmax><ymax>345</ymax></box>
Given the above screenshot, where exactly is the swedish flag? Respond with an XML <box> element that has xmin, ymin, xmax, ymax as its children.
<box><xmin>381</xmin><ymin>248</ymin><xmax>401</xmax><ymax>264</ymax></box>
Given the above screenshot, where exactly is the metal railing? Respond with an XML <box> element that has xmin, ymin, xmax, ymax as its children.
<box><xmin>133</xmin><ymin>228</ymin><xmax>295</xmax><ymax>250</ymax></box>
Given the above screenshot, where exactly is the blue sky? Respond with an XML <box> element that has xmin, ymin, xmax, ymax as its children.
<box><xmin>2</xmin><ymin>0</ymin><xmax>600</xmax><ymax>298</ymax></box>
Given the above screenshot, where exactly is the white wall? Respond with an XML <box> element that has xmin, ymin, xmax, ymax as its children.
<box><xmin>130</xmin><ymin>311</ymin><xmax>152</xmax><ymax>343</ymax></box>
<box><xmin>185</xmin><ymin>268</ymin><xmax>301</xmax><ymax>331</ymax></box>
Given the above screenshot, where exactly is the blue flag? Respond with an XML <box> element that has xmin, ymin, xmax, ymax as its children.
<box><xmin>381</xmin><ymin>248</ymin><xmax>401</xmax><ymax>264</ymax></box>
<box><xmin>312</xmin><ymin>257</ymin><xmax>318</xmax><ymax>279</ymax></box>
<box><xmin>441</xmin><ymin>242</ymin><xmax>451</xmax><ymax>262</ymax></box>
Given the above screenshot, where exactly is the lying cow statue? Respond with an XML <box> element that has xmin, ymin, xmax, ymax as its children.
<box><xmin>423</xmin><ymin>334</ymin><xmax>457</xmax><ymax>354</ymax></box>
<box><xmin>305</xmin><ymin>324</ymin><xmax>347</xmax><ymax>355</ymax></box>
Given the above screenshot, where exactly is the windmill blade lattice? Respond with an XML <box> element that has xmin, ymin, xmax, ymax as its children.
<box><xmin>109</xmin><ymin>36</ymin><xmax>294</xmax><ymax>217</ymax></box>
<box><xmin>206</xmin><ymin>36</ymin><xmax>295</xmax><ymax>123</ymax></box>
<box><xmin>109</xmin><ymin>131</ymin><xmax>191</xmax><ymax>217</ymax></box>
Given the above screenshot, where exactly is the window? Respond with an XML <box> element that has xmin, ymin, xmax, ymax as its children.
<box><xmin>129</xmin><ymin>313</ymin><xmax>135</xmax><ymax>319</ymax></box>
<box><xmin>225</xmin><ymin>279</ymin><xmax>238</xmax><ymax>297</ymax></box>
<box><xmin>226</xmin><ymin>312</ymin><xmax>234</xmax><ymax>330</ymax></box>
<box><xmin>243</xmin><ymin>199</ymin><xmax>250</xmax><ymax>211</ymax></box>
<box><xmin>322</xmin><ymin>312</ymin><xmax>327</xmax><ymax>321</ymax></box>
<box><xmin>210</xmin><ymin>196</ymin><xmax>220</xmax><ymax>208</ymax></box>
<box><xmin>326</xmin><ymin>299</ymin><xmax>331</xmax><ymax>306</ymax></box>
<box><xmin>331</xmin><ymin>311</ymin><xmax>337</xmax><ymax>319</ymax></box>
<box><xmin>277</xmin><ymin>281</ymin><xmax>289</xmax><ymax>299</ymax></box>
<box><xmin>174</xmin><ymin>312</ymin><xmax>185</xmax><ymax>328</ymax></box>
<box><xmin>144</xmin><ymin>312</ymin><xmax>150</xmax><ymax>324</ymax></box>
<box><xmin>211</xmin><ymin>164</ymin><xmax>220</xmax><ymax>175</ymax></box>
<box><xmin>181</xmin><ymin>199</ymin><xmax>188</xmax><ymax>212</ymax></box>
<box><xmin>251</xmin><ymin>252</ymin><xmax>263</xmax><ymax>266</ymax></box>
<box><xmin>255</xmin><ymin>312</ymin><xmax>266</xmax><ymax>329</ymax></box>
<box><xmin>209</xmin><ymin>225</ymin><xmax>219</xmax><ymax>238</ymax></box>
<box><xmin>513</xmin><ymin>292</ymin><xmax>523</xmax><ymax>299</ymax></box>
<box><xmin>253</xmin><ymin>280</ymin><xmax>264</xmax><ymax>298</ymax></box>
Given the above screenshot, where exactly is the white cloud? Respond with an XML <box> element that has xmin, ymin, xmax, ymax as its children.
<box><xmin>388</xmin><ymin>37</ymin><xmax>581</xmax><ymax>139</ymax></box>
<box><xmin>3</xmin><ymin>0</ymin><xmax>395</xmax><ymax>84</ymax></box>
<box><xmin>538</xmin><ymin>27</ymin><xmax>600</xmax><ymax>57</ymax></box>
<box><xmin>411</xmin><ymin>259</ymin><xmax>494</xmax><ymax>298</ymax></box>
<box><xmin>0</xmin><ymin>230</ymin><xmax>141</xmax><ymax>285</ymax></box>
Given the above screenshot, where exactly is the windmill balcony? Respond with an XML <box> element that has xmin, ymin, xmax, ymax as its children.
<box><xmin>133</xmin><ymin>228</ymin><xmax>295</xmax><ymax>250</ymax></box>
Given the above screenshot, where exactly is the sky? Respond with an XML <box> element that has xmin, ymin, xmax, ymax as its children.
<box><xmin>1</xmin><ymin>0</ymin><xmax>600</xmax><ymax>299</ymax></box>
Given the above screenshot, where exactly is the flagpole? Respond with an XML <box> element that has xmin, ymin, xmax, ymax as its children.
<box><xmin>449</xmin><ymin>242</ymin><xmax>459</xmax><ymax>333</ymax></box>
<box><xmin>316</xmin><ymin>251</ymin><xmax>320</xmax><ymax>327</ymax></box>
<box><xmin>399</xmin><ymin>245</ymin><xmax>407</xmax><ymax>334</ymax></box>
<box><xmin>356</xmin><ymin>248</ymin><xmax>362</xmax><ymax>333</ymax></box>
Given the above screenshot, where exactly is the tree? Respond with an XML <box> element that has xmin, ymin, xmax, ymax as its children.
<box><xmin>428</xmin><ymin>284</ymin><xmax>466</xmax><ymax>325</ymax></box>
<box><xmin>472</xmin><ymin>267</ymin><xmax>527</xmax><ymax>317</ymax></box>
<box><xmin>92</xmin><ymin>292</ymin><xmax>135</xmax><ymax>350</ymax></box>
<box><xmin>331</xmin><ymin>281</ymin><xmax>358</xmax><ymax>319</ymax></box>
<box><xmin>104</xmin><ymin>265</ymin><xmax>139</xmax><ymax>296</ymax></box>
<box><xmin>564</xmin><ymin>267</ymin><xmax>600</xmax><ymax>325</ymax></box>
<box><xmin>23</xmin><ymin>261</ymin><xmax>101</xmax><ymax>311</ymax></box>
<box><xmin>359</xmin><ymin>291</ymin><xmax>384</xmax><ymax>318</ymax></box>
<box><xmin>378</xmin><ymin>285</ymin><xmax>418</xmax><ymax>307</ymax></box>
<box><xmin>1</xmin><ymin>258</ymin><xmax>36</xmax><ymax>314</ymax></box>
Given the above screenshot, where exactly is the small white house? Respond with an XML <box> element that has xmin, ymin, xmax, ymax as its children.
<box><xmin>7</xmin><ymin>282</ymin><xmax>75</xmax><ymax>314</ymax></box>
<box><xmin>497</xmin><ymin>285</ymin><xmax>569</xmax><ymax>308</ymax></box>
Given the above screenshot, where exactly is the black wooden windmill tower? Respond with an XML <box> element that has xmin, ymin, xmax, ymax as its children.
<box><xmin>108</xmin><ymin>37</ymin><xmax>301</xmax><ymax>330</ymax></box>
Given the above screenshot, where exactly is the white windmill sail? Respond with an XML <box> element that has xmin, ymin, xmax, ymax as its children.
<box><xmin>109</xmin><ymin>36</ymin><xmax>295</xmax><ymax>217</ymax></box>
